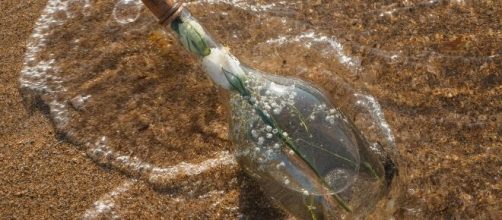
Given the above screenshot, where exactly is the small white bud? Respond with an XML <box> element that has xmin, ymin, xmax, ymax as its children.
<box><xmin>257</xmin><ymin>137</ymin><xmax>265</xmax><ymax>145</ymax></box>
<box><xmin>302</xmin><ymin>189</ymin><xmax>309</xmax><ymax>196</ymax></box>
<box><xmin>251</xmin><ymin>130</ymin><xmax>258</xmax><ymax>138</ymax></box>
<box><xmin>276</xmin><ymin>162</ymin><xmax>285</xmax><ymax>169</ymax></box>
<box><xmin>273</xmin><ymin>143</ymin><xmax>280</xmax><ymax>149</ymax></box>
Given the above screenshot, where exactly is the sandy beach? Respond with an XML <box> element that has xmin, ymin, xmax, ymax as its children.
<box><xmin>1</xmin><ymin>0</ymin><xmax>501</xmax><ymax>219</ymax></box>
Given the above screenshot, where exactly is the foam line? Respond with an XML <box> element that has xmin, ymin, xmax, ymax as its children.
<box><xmin>88</xmin><ymin>136</ymin><xmax>237</xmax><ymax>186</ymax></box>
<box><xmin>81</xmin><ymin>180</ymin><xmax>137</xmax><ymax>220</ymax></box>
<box><xmin>355</xmin><ymin>93</ymin><xmax>396</xmax><ymax>147</ymax></box>
<box><xmin>265</xmin><ymin>31</ymin><xmax>361</xmax><ymax>71</ymax></box>
<box><xmin>149</xmin><ymin>150</ymin><xmax>237</xmax><ymax>182</ymax></box>
<box><xmin>19</xmin><ymin>0</ymin><xmax>66</xmax><ymax>93</ymax></box>
<box><xmin>187</xmin><ymin>0</ymin><xmax>295</xmax><ymax>14</ymax></box>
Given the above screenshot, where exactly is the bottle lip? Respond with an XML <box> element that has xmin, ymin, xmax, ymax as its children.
<box><xmin>141</xmin><ymin>0</ymin><xmax>184</xmax><ymax>25</ymax></box>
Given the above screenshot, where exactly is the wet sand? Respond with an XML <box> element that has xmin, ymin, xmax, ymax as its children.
<box><xmin>1</xmin><ymin>0</ymin><xmax>501</xmax><ymax>219</ymax></box>
<box><xmin>0</xmin><ymin>1</ymin><xmax>125</xmax><ymax>219</ymax></box>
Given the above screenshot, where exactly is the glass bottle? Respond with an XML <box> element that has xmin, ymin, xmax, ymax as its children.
<box><xmin>143</xmin><ymin>2</ymin><xmax>397</xmax><ymax>219</ymax></box>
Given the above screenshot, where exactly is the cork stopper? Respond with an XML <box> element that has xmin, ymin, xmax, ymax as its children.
<box><xmin>141</xmin><ymin>0</ymin><xmax>183</xmax><ymax>25</ymax></box>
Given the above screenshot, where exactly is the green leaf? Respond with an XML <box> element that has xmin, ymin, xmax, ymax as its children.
<box><xmin>222</xmin><ymin>68</ymin><xmax>250</xmax><ymax>97</ymax></box>
<box><xmin>178</xmin><ymin>21</ymin><xmax>211</xmax><ymax>57</ymax></box>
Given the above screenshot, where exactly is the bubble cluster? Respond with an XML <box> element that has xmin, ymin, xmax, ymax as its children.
<box><xmin>230</xmin><ymin>67</ymin><xmax>366</xmax><ymax>196</ymax></box>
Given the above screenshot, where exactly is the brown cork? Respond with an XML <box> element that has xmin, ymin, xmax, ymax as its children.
<box><xmin>141</xmin><ymin>0</ymin><xmax>183</xmax><ymax>25</ymax></box>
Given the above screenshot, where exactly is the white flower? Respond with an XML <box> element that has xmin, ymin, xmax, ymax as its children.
<box><xmin>202</xmin><ymin>47</ymin><xmax>245</xmax><ymax>89</ymax></box>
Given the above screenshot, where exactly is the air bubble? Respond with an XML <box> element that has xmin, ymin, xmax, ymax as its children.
<box><xmin>113</xmin><ymin>0</ymin><xmax>143</xmax><ymax>25</ymax></box>
<box><xmin>324</xmin><ymin>168</ymin><xmax>356</xmax><ymax>193</ymax></box>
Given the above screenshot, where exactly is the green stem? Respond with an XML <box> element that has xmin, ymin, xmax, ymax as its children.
<box><xmin>296</xmin><ymin>138</ymin><xmax>358</xmax><ymax>169</ymax></box>
<box><xmin>305</xmin><ymin>195</ymin><xmax>318</xmax><ymax>220</ymax></box>
<box><xmin>363</xmin><ymin>162</ymin><xmax>379</xmax><ymax>178</ymax></box>
<box><xmin>290</xmin><ymin>105</ymin><xmax>311</xmax><ymax>135</ymax></box>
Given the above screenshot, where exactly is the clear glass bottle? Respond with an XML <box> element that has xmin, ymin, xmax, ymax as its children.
<box><xmin>165</xmin><ymin>8</ymin><xmax>397</xmax><ymax>219</ymax></box>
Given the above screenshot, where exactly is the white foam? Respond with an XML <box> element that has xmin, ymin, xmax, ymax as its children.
<box><xmin>354</xmin><ymin>93</ymin><xmax>396</xmax><ymax>148</ymax></box>
<box><xmin>49</xmin><ymin>100</ymin><xmax>69</xmax><ymax>128</ymax></box>
<box><xmin>70</xmin><ymin>94</ymin><xmax>92</xmax><ymax>110</ymax></box>
<box><xmin>20</xmin><ymin>0</ymin><xmax>71</xmax><ymax>130</ymax></box>
<box><xmin>20</xmin><ymin>0</ymin><xmax>67</xmax><ymax>94</ymax></box>
<box><xmin>187</xmin><ymin>0</ymin><xmax>294</xmax><ymax>14</ymax></box>
<box><xmin>149</xmin><ymin>150</ymin><xmax>237</xmax><ymax>182</ymax></box>
<box><xmin>86</xmin><ymin>136</ymin><xmax>236</xmax><ymax>187</ymax></box>
<box><xmin>82</xmin><ymin>180</ymin><xmax>136</xmax><ymax>220</ymax></box>
<box><xmin>265</xmin><ymin>31</ymin><xmax>361</xmax><ymax>71</ymax></box>
<box><xmin>378</xmin><ymin>0</ymin><xmax>443</xmax><ymax>17</ymax></box>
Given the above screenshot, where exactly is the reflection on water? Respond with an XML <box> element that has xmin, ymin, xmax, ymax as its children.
<box><xmin>20</xmin><ymin>0</ymin><xmax>501</xmax><ymax>218</ymax></box>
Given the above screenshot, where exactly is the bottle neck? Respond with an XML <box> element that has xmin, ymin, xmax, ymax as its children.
<box><xmin>168</xmin><ymin>8</ymin><xmax>247</xmax><ymax>90</ymax></box>
<box><xmin>141</xmin><ymin>0</ymin><xmax>182</xmax><ymax>26</ymax></box>
<box><xmin>141</xmin><ymin>1</ymin><xmax>248</xmax><ymax>89</ymax></box>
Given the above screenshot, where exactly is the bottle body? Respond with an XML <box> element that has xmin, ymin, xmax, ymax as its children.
<box><xmin>229</xmin><ymin>66</ymin><xmax>391</xmax><ymax>219</ymax></box>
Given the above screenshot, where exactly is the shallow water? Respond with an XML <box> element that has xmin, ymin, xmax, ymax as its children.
<box><xmin>20</xmin><ymin>0</ymin><xmax>501</xmax><ymax>219</ymax></box>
